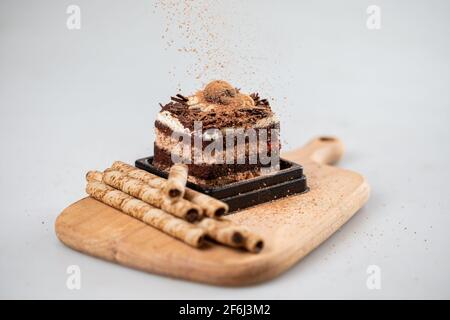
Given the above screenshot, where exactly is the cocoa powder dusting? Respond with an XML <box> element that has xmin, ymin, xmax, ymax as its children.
<box><xmin>154</xmin><ymin>0</ymin><xmax>233</xmax><ymax>84</ymax></box>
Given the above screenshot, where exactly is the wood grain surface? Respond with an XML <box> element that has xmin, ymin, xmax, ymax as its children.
<box><xmin>55</xmin><ymin>136</ymin><xmax>370</xmax><ymax>286</ymax></box>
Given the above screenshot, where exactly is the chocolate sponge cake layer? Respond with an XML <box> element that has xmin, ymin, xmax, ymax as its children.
<box><xmin>153</xmin><ymin>144</ymin><xmax>270</xmax><ymax>180</ymax></box>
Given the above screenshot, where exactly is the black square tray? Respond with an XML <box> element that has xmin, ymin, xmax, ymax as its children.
<box><xmin>135</xmin><ymin>156</ymin><xmax>308</xmax><ymax>213</ymax></box>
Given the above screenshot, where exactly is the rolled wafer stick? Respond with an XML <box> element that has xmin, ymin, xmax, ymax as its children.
<box><xmin>111</xmin><ymin>161</ymin><xmax>164</xmax><ymax>188</ymax></box>
<box><xmin>202</xmin><ymin>215</ymin><xmax>266</xmax><ymax>252</ymax></box>
<box><xmin>164</xmin><ymin>164</ymin><xmax>188</xmax><ymax>200</ymax></box>
<box><xmin>239</xmin><ymin>229</ymin><xmax>264</xmax><ymax>253</ymax></box>
<box><xmin>111</xmin><ymin>161</ymin><xmax>228</xmax><ymax>218</ymax></box>
<box><xmin>101</xmin><ymin>170</ymin><xmax>202</xmax><ymax>222</ymax></box>
<box><xmin>183</xmin><ymin>190</ymin><xmax>227</xmax><ymax>218</ymax></box>
<box><xmin>86</xmin><ymin>170</ymin><xmax>103</xmax><ymax>183</ymax></box>
<box><xmin>197</xmin><ymin>218</ymin><xmax>264</xmax><ymax>253</ymax></box>
<box><xmin>197</xmin><ymin>218</ymin><xmax>245</xmax><ymax>249</ymax></box>
<box><xmin>85</xmin><ymin>179</ymin><xmax>206</xmax><ymax>248</ymax></box>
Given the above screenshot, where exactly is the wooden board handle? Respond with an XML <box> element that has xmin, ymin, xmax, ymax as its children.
<box><xmin>283</xmin><ymin>136</ymin><xmax>344</xmax><ymax>165</ymax></box>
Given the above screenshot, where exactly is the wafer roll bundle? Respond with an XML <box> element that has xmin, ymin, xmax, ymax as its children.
<box><xmin>164</xmin><ymin>163</ymin><xmax>188</xmax><ymax>200</ymax></box>
<box><xmin>89</xmin><ymin>170</ymin><xmax>201</xmax><ymax>222</ymax></box>
<box><xmin>86</xmin><ymin>165</ymin><xmax>263</xmax><ymax>253</ymax></box>
<box><xmin>111</xmin><ymin>161</ymin><xmax>228</xmax><ymax>217</ymax></box>
<box><xmin>101</xmin><ymin>170</ymin><xmax>202</xmax><ymax>222</ymax></box>
<box><xmin>85</xmin><ymin>179</ymin><xmax>205</xmax><ymax>247</ymax></box>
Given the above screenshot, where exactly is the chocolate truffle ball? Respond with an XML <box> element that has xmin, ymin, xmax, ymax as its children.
<box><xmin>203</xmin><ymin>80</ymin><xmax>237</xmax><ymax>104</ymax></box>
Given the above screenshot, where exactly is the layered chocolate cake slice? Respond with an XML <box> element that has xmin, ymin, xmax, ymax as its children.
<box><xmin>154</xmin><ymin>80</ymin><xmax>280</xmax><ymax>187</ymax></box>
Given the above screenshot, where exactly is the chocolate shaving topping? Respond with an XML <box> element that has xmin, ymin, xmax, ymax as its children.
<box><xmin>176</xmin><ymin>94</ymin><xmax>189</xmax><ymax>102</ymax></box>
<box><xmin>160</xmin><ymin>99</ymin><xmax>273</xmax><ymax>130</ymax></box>
<box><xmin>250</xmin><ymin>93</ymin><xmax>270</xmax><ymax>107</ymax></box>
<box><xmin>250</xmin><ymin>92</ymin><xmax>260</xmax><ymax>103</ymax></box>
<box><xmin>161</xmin><ymin>102</ymin><xmax>188</xmax><ymax>115</ymax></box>
<box><xmin>160</xmin><ymin>83</ymin><xmax>274</xmax><ymax>130</ymax></box>
<box><xmin>171</xmin><ymin>96</ymin><xmax>188</xmax><ymax>104</ymax></box>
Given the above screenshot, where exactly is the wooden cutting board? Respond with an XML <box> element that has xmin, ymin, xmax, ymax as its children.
<box><xmin>55</xmin><ymin>136</ymin><xmax>370</xmax><ymax>286</ymax></box>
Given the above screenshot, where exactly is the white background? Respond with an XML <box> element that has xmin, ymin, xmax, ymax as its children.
<box><xmin>1</xmin><ymin>0</ymin><xmax>449</xmax><ymax>299</ymax></box>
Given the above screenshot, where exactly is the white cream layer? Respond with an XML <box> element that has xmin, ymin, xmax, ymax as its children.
<box><xmin>156</xmin><ymin>110</ymin><xmax>280</xmax><ymax>134</ymax></box>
